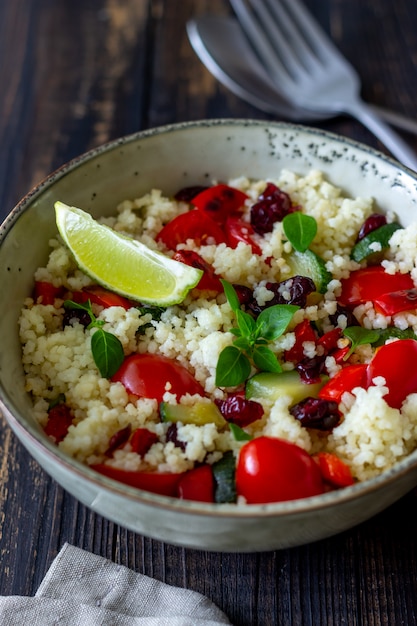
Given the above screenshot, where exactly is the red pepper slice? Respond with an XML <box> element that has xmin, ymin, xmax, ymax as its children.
<box><xmin>177</xmin><ymin>465</ymin><xmax>215</xmax><ymax>502</ymax></box>
<box><xmin>172</xmin><ymin>250</ymin><xmax>223</xmax><ymax>292</ymax></box>
<box><xmin>318</xmin><ymin>364</ymin><xmax>368</xmax><ymax>403</ymax></box>
<box><xmin>285</xmin><ymin>320</ymin><xmax>317</xmax><ymax>364</ymax></box>
<box><xmin>366</xmin><ymin>339</ymin><xmax>417</xmax><ymax>409</ymax></box>
<box><xmin>316</xmin><ymin>452</ymin><xmax>355</xmax><ymax>488</ymax></box>
<box><xmin>374</xmin><ymin>288</ymin><xmax>417</xmax><ymax>316</ymax></box>
<box><xmin>192</xmin><ymin>184</ymin><xmax>248</xmax><ymax>224</ymax></box>
<box><xmin>34</xmin><ymin>281</ymin><xmax>64</xmax><ymax>305</ymax></box>
<box><xmin>91</xmin><ymin>464</ymin><xmax>181</xmax><ymax>497</ymax></box>
<box><xmin>225</xmin><ymin>217</ymin><xmax>262</xmax><ymax>255</ymax></box>
<box><xmin>72</xmin><ymin>285</ymin><xmax>134</xmax><ymax>310</ymax></box>
<box><xmin>339</xmin><ymin>267</ymin><xmax>414</xmax><ymax>308</ymax></box>
<box><xmin>130</xmin><ymin>428</ymin><xmax>159</xmax><ymax>456</ymax></box>
<box><xmin>156</xmin><ymin>210</ymin><xmax>227</xmax><ymax>250</ymax></box>
<box><xmin>317</xmin><ymin>328</ymin><xmax>343</xmax><ymax>353</ymax></box>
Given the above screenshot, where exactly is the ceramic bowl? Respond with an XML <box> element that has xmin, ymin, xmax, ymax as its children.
<box><xmin>2</xmin><ymin>119</ymin><xmax>417</xmax><ymax>552</ymax></box>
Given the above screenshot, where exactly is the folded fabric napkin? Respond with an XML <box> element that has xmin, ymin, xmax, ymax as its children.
<box><xmin>0</xmin><ymin>543</ymin><xmax>231</xmax><ymax>625</ymax></box>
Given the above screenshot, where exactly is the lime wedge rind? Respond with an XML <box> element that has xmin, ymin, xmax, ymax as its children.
<box><xmin>55</xmin><ymin>201</ymin><xmax>203</xmax><ymax>306</ymax></box>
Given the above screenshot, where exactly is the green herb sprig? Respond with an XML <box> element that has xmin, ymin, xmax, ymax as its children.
<box><xmin>282</xmin><ymin>212</ymin><xmax>317</xmax><ymax>252</ymax></box>
<box><xmin>64</xmin><ymin>300</ymin><xmax>124</xmax><ymax>378</ymax></box>
<box><xmin>215</xmin><ymin>281</ymin><xmax>298</xmax><ymax>387</ymax></box>
<box><xmin>343</xmin><ymin>325</ymin><xmax>417</xmax><ymax>359</ymax></box>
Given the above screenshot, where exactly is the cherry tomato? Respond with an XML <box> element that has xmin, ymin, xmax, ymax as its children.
<box><xmin>44</xmin><ymin>403</ymin><xmax>74</xmax><ymax>443</ymax></box>
<box><xmin>316</xmin><ymin>452</ymin><xmax>355</xmax><ymax>488</ymax></box>
<box><xmin>172</xmin><ymin>250</ymin><xmax>223</xmax><ymax>292</ymax></box>
<box><xmin>111</xmin><ymin>353</ymin><xmax>205</xmax><ymax>402</ymax></box>
<box><xmin>236</xmin><ymin>436</ymin><xmax>325</xmax><ymax>504</ymax></box>
<box><xmin>225</xmin><ymin>217</ymin><xmax>262</xmax><ymax>255</ymax></box>
<box><xmin>284</xmin><ymin>319</ymin><xmax>317</xmax><ymax>363</ymax></box>
<box><xmin>177</xmin><ymin>465</ymin><xmax>215</xmax><ymax>502</ymax></box>
<box><xmin>156</xmin><ymin>210</ymin><xmax>227</xmax><ymax>250</ymax></box>
<box><xmin>374</xmin><ymin>288</ymin><xmax>417</xmax><ymax>316</ymax></box>
<box><xmin>318</xmin><ymin>364</ymin><xmax>368</xmax><ymax>404</ymax></box>
<box><xmin>339</xmin><ymin>266</ymin><xmax>414</xmax><ymax>308</ymax></box>
<box><xmin>130</xmin><ymin>428</ymin><xmax>159</xmax><ymax>456</ymax></box>
<box><xmin>366</xmin><ymin>339</ymin><xmax>417</xmax><ymax>409</ymax></box>
<box><xmin>192</xmin><ymin>184</ymin><xmax>248</xmax><ymax>224</ymax></box>
<box><xmin>91</xmin><ymin>464</ymin><xmax>181</xmax><ymax>497</ymax></box>
<box><xmin>34</xmin><ymin>281</ymin><xmax>64</xmax><ymax>305</ymax></box>
<box><xmin>72</xmin><ymin>285</ymin><xmax>134</xmax><ymax>310</ymax></box>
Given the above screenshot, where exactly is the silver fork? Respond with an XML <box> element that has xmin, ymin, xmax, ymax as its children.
<box><xmin>230</xmin><ymin>0</ymin><xmax>417</xmax><ymax>171</ymax></box>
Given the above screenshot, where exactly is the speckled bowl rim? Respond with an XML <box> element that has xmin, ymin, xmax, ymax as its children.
<box><xmin>2</xmin><ymin>118</ymin><xmax>417</xmax><ymax>520</ymax></box>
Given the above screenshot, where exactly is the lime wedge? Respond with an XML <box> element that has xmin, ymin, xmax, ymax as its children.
<box><xmin>55</xmin><ymin>202</ymin><xmax>203</xmax><ymax>306</ymax></box>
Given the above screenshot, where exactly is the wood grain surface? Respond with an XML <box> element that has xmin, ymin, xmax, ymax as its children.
<box><xmin>1</xmin><ymin>1</ymin><xmax>417</xmax><ymax>624</ymax></box>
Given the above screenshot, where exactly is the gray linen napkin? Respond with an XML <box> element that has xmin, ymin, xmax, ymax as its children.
<box><xmin>0</xmin><ymin>543</ymin><xmax>231</xmax><ymax>625</ymax></box>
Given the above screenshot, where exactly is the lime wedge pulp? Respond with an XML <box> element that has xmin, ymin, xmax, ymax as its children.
<box><xmin>55</xmin><ymin>202</ymin><xmax>203</xmax><ymax>306</ymax></box>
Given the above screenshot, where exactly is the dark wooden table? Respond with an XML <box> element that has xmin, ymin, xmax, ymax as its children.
<box><xmin>2</xmin><ymin>1</ymin><xmax>417</xmax><ymax>624</ymax></box>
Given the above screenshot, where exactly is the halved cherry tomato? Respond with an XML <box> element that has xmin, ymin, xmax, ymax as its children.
<box><xmin>172</xmin><ymin>250</ymin><xmax>223</xmax><ymax>292</ymax></box>
<box><xmin>315</xmin><ymin>452</ymin><xmax>355</xmax><ymax>488</ymax></box>
<box><xmin>366</xmin><ymin>339</ymin><xmax>417</xmax><ymax>409</ymax></box>
<box><xmin>225</xmin><ymin>217</ymin><xmax>262</xmax><ymax>255</ymax></box>
<box><xmin>156</xmin><ymin>210</ymin><xmax>227</xmax><ymax>250</ymax></box>
<box><xmin>374</xmin><ymin>288</ymin><xmax>417</xmax><ymax>316</ymax></box>
<box><xmin>44</xmin><ymin>403</ymin><xmax>74</xmax><ymax>443</ymax></box>
<box><xmin>339</xmin><ymin>266</ymin><xmax>414</xmax><ymax>308</ymax></box>
<box><xmin>318</xmin><ymin>364</ymin><xmax>368</xmax><ymax>403</ymax></box>
<box><xmin>73</xmin><ymin>285</ymin><xmax>134</xmax><ymax>310</ymax></box>
<box><xmin>236</xmin><ymin>436</ymin><xmax>325</xmax><ymax>504</ymax></box>
<box><xmin>91</xmin><ymin>464</ymin><xmax>181</xmax><ymax>497</ymax></box>
<box><xmin>192</xmin><ymin>184</ymin><xmax>248</xmax><ymax>224</ymax></box>
<box><xmin>111</xmin><ymin>353</ymin><xmax>205</xmax><ymax>402</ymax></box>
<box><xmin>285</xmin><ymin>320</ymin><xmax>317</xmax><ymax>363</ymax></box>
<box><xmin>177</xmin><ymin>464</ymin><xmax>215</xmax><ymax>502</ymax></box>
<box><xmin>34</xmin><ymin>281</ymin><xmax>64</xmax><ymax>305</ymax></box>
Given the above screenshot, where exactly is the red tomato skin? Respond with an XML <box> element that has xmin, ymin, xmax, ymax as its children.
<box><xmin>318</xmin><ymin>364</ymin><xmax>368</xmax><ymax>403</ymax></box>
<box><xmin>366</xmin><ymin>339</ymin><xmax>417</xmax><ymax>409</ymax></box>
<box><xmin>236</xmin><ymin>437</ymin><xmax>325</xmax><ymax>504</ymax></box>
<box><xmin>34</xmin><ymin>281</ymin><xmax>64</xmax><ymax>305</ymax></box>
<box><xmin>284</xmin><ymin>320</ymin><xmax>317</xmax><ymax>363</ymax></box>
<box><xmin>317</xmin><ymin>328</ymin><xmax>343</xmax><ymax>353</ymax></box>
<box><xmin>91</xmin><ymin>464</ymin><xmax>181</xmax><ymax>497</ymax></box>
<box><xmin>111</xmin><ymin>353</ymin><xmax>205</xmax><ymax>402</ymax></box>
<box><xmin>374</xmin><ymin>288</ymin><xmax>417</xmax><ymax>316</ymax></box>
<box><xmin>72</xmin><ymin>286</ymin><xmax>133</xmax><ymax>310</ymax></box>
<box><xmin>316</xmin><ymin>452</ymin><xmax>355</xmax><ymax>488</ymax></box>
<box><xmin>130</xmin><ymin>428</ymin><xmax>159</xmax><ymax>456</ymax></box>
<box><xmin>156</xmin><ymin>210</ymin><xmax>227</xmax><ymax>250</ymax></box>
<box><xmin>339</xmin><ymin>267</ymin><xmax>414</xmax><ymax>308</ymax></box>
<box><xmin>192</xmin><ymin>184</ymin><xmax>248</xmax><ymax>224</ymax></box>
<box><xmin>172</xmin><ymin>250</ymin><xmax>223</xmax><ymax>292</ymax></box>
<box><xmin>177</xmin><ymin>465</ymin><xmax>215</xmax><ymax>502</ymax></box>
<box><xmin>225</xmin><ymin>217</ymin><xmax>262</xmax><ymax>255</ymax></box>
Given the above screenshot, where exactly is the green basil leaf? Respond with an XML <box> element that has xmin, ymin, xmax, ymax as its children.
<box><xmin>229</xmin><ymin>423</ymin><xmax>252</xmax><ymax>441</ymax></box>
<box><xmin>91</xmin><ymin>328</ymin><xmax>125</xmax><ymax>378</ymax></box>
<box><xmin>221</xmin><ymin>279</ymin><xmax>241</xmax><ymax>312</ymax></box>
<box><xmin>252</xmin><ymin>345</ymin><xmax>282</xmax><ymax>373</ymax></box>
<box><xmin>233</xmin><ymin>336</ymin><xmax>252</xmax><ymax>352</ymax></box>
<box><xmin>236</xmin><ymin>308</ymin><xmax>256</xmax><ymax>337</ymax></box>
<box><xmin>215</xmin><ymin>346</ymin><xmax>252</xmax><ymax>387</ymax></box>
<box><xmin>255</xmin><ymin>304</ymin><xmax>299</xmax><ymax>341</ymax></box>
<box><xmin>283</xmin><ymin>212</ymin><xmax>317</xmax><ymax>252</ymax></box>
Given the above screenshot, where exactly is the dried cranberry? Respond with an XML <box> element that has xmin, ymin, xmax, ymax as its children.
<box><xmin>63</xmin><ymin>308</ymin><xmax>92</xmax><ymax>329</ymax></box>
<box><xmin>329</xmin><ymin>304</ymin><xmax>359</xmax><ymax>328</ymax></box>
<box><xmin>250</xmin><ymin>183</ymin><xmax>297</xmax><ymax>234</ymax></box>
<box><xmin>295</xmin><ymin>355</ymin><xmax>326</xmax><ymax>383</ymax></box>
<box><xmin>232</xmin><ymin>284</ymin><xmax>254</xmax><ymax>306</ymax></box>
<box><xmin>105</xmin><ymin>425</ymin><xmax>132</xmax><ymax>456</ymax></box>
<box><xmin>44</xmin><ymin>404</ymin><xmax>74</xmax><ymax>443</ymax></box>
<box><xmin>357</xmin><ymin>213</ymin><xmax>387</xmax><ymax>241</ymax></box>
<box><xmin>216</xmin><ymin>394</ymin><xmax>264</xmax><ymax>427</ymax></box>
<box><xmin>166</xmin><ymin>423</ymin><xmax>186</xmax><ymax>451</ymax></box>
<box><xmin>290</xmin><ymin>397</ymin><xmax>340</xmax><ymax>430</ymax></box>
<box><xmin>264</xmin><ymin>276</ymin><xmax>316</xmax><ymax>308</ymax></box>
<box><xmin>174</xmin><ymin>185</ymin><xmax>209</xmax><ymax>203</ymax></box>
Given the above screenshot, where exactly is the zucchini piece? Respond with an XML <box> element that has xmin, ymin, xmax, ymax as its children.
<box><xmin>212</xmin><ymin>451</ymin><xmax>237</xmax><ymax>503</ymax></box>
<box><xmin>245</xmin><ymin>370</ymin><xmax>328</xmax><ymax>405</ymax></box>
<box><xmin>160</xmin><ymin>400</ymin><xmax>227</xmax><ymax>429</ymax></box>
<box><xmin>350</xmin><ymin>222</ymin><xmax>401</xmax><ymax>263</ymax></box>
<box><xmin>283</xmin><ymin>249</ymin><xmax>331</xmax><ymax>293</ymax></box>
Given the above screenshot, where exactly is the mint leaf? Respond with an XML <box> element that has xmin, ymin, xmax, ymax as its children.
<box><xmin>255</xmin><ymin>304</ymin><xmax>299</xmax><ymax>341</ymax></box>
<box><xmin>252</xmin><ymin>345</ymin><xmax>282</xmax><ymax>373</ymax></box>
<box><xmin>215</xmin><ymin>346</ymin><xmax>251</xmax><ymax>387</ymax></box>
<box><xmin>283</xmin><ymin>212</ymin><xmax>317</xmax><ymax>252</ymax></box>
<box><xmin>221</xmin><ymin>279</ymin><xmax>241</xmax><ymax>312</ymax></box>
<box><xmin>229</xmin><ymin>423</ymin><xmax>252</xmax><ymax>442</ymax></box>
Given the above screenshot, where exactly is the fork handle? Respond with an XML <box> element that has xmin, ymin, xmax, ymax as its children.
<box><xmin>346</xmin><ymin>101</ymin><xmax>417</xmax><ymax>172</ymax></box>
